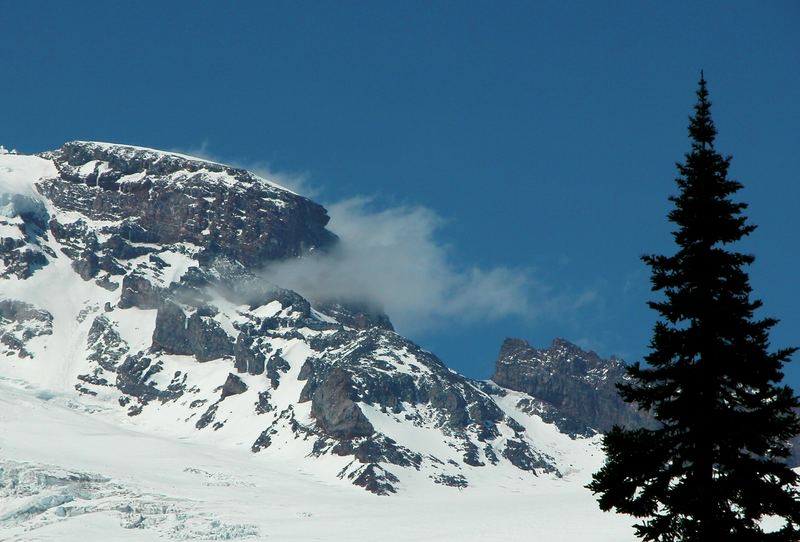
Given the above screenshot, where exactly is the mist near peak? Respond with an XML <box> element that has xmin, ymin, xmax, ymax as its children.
<box><xmin>261</xmin><ymin>197</ymin><xmax>582</xmax><ymax>335</ymax></box>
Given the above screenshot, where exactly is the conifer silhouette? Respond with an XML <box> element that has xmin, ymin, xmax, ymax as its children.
<box><xmin>588</xmin><ymin>74</ymin><xmax>800</xmax><ymax>541</ymax></box>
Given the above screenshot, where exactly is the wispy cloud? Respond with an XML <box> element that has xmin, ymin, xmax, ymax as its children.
<box><xmin>261</xmin><ymin>197</ymin><xmax>599</xmax><ymax>335</ymax></box>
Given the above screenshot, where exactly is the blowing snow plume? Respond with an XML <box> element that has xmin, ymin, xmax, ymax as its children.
<box><xmin>260</xmin><ymin>198</ymin><xmax>533</xmax><ymax>334</ymax></box>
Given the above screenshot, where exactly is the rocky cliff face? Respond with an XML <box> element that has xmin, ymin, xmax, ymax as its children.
<box><xmin>0</xmin><ymin>142</ymin><xmax>581</xmax><ymax>496</ymax></box>
<box><xmin>38</xmin><ymin>141</ymin><xmax>336</xmax><ymax>275</ymax></box>
<box><xmin>492</xmin><ymin>337</ymin><xmax>652</xmax><ymax>436</ymax></box>
<box><xmin>492</xmin><ymin>338</ymin><xmax>800</xmax><ymax>468</ymax></box>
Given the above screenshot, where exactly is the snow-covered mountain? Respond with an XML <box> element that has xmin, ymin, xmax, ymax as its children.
<box><xmin>0</xmin><ymin>142</ymin><xmax>638</xmax><ymax>540</ymax></box>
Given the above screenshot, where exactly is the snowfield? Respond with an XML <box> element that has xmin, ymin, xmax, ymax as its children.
<box><xmin>0</xmin><ymin>380</ymin><xmax>635</xmax><ymax>541</ymax></box>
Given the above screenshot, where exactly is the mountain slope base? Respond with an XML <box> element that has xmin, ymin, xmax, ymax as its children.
<box><xmin>0</xmin><ymin>380</ymin><xmax>636</xmax><ymax>541</ymax></box>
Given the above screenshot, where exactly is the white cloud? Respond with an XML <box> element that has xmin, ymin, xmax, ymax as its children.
<box><xmin>261</xmin><ymin>197</ymin><xmax>597</xmax><ymax>335</ymax></box>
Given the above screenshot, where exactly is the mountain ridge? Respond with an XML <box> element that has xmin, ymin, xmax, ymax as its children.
<box><xmin>0</xmin><ymin>141</ymin><xmax>644</xmax><ymax>502</ymax></box>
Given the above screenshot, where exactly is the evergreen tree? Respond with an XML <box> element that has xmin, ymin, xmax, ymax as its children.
<box><xmin>588</xmin><ymin>74</ymin><xmax>800</xmax><ymax>541</ymax></box>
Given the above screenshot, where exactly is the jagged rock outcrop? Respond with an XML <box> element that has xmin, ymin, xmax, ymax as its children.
<box><xmin>75</xmin><ymin>315</ymin><xmax>131</xmax><ymax>395</ymax></box>
<box><xmin>0</xmin><ymin>193</ymin><xmax>51</xmax><ymax>279</ymax></box>
<box><xmin>0</xmin><ymin>299</ymin><xmax>53</xmax><ymax>358</ymax></box>
<box><xmin>118</xmin><ymin>274</ymin><xmax>162</xmax><ymax>309</ymax></box>
<box><xmin>116</xmin><ymin>354</ymin><xmax>187</xmax><ymax>415</ymax></box>
<box><xmin>345</xmin><ymin>464</ymin><xmax>400</xmax><ymax>496</ymax></box>
<box><xmin>38</xmin><ymin>141</ymin><xmax>336</xmax><ymax>269</ymax></box>
<box><xmin>265</xmin><ymin>352</ymin><xmax>289</xmax><ymax>388</ymax></box>
<box><xmin>492</xmin><ymin>337</ymin><xmax>651</xmax><ymax>435</ymax></box>
<box><xmin>315</xmin><ymin>300</ymin><xmax>394</xmax><ymax>331</ymax></box>
<box><xmin>220</xmin><ymin>373</ymin><xmax>248</xmax><ymax>399</ymax></box>
<box><xmin>492</xmin><ymin>337</ymin><xmax>800</xmax><ymax>468</ymax></box>
<box><xmin>233</xmin><ymin>333</ymin><xmax>267</xmax><ymax>375</ymax></box>
<box><xmin>151</xmin><ymin>302</ymin><xmax>233</xmax><ymax>362</ymax></box>
<box><xmin>309</xmin><ymin>368</ymin><xmax>375</xmax><ymax>439</ymax></box>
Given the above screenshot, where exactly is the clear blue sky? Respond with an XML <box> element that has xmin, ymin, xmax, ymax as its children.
<box><xmin>2</xmin><ymin>2</ymin><xmax>798</xmax><ymax>388</ymax></box>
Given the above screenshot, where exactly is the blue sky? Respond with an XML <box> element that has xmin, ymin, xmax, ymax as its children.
<box><xmin>2</xmin><ymin>2</ymin><xmax>798</xmax><ymax>388</ymax></box>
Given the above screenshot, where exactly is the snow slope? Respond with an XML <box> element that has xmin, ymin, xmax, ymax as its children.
<box><xmin>0</xmin><ymin>380</ymin><xmax>634</xmax><ymax>541</ymax></box>
<box><xmin>0</xmin><ymin>153</ymin><xmax>57</xmax><ymax>201</ymax></box>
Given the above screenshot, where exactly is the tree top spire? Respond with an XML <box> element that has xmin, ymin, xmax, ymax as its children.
<box><xmin>689</xmin><ymin>70</ymin><xmax>717</xmax><ymax>148</ymax></box>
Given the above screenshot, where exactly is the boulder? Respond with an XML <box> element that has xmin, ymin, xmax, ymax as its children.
<box><xmin>151</xmin><ymin>301</ymin><xmax>233</xmax><ymax>362</ymax></box>
<box><xmin>310</xmin><ymin>368</ymin><xmax>374</xmax><ymax>440</ymax></box>
<box><xmin>220</xmin><ymin>373</ymin><xmax>248</xmax><ymax>399</ymax></box>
